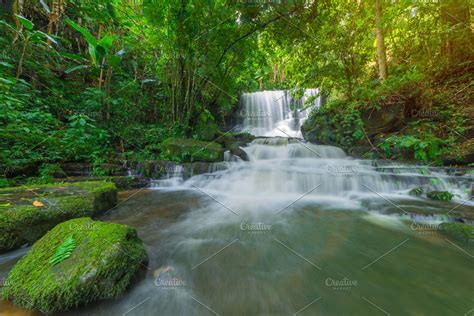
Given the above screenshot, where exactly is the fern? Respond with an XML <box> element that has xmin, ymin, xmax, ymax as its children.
<box><xmin>49</xmin><ymin>235</ymin><xmax>77</xmax><ymax>266</ymax></box>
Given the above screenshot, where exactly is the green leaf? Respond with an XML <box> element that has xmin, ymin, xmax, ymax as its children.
<box><xmin>49</xmin><ymin>234</ymin><xmax>77</xmax><ymax>266</ymax></box>
<box><xmin>36</xmin><ymin>31</ymin><xmax>58</xmax><ymax>44</ymax></box>
<box><xmin>97</xmin><ymin>35</ymin><xmax>114</xmax><ymax>53</ymax></box>
<box><xmin>88</xmin><ymin>43</ymin><xmax>98</xmax><ymax>65</ymax></box>
<box><xmin>65</xmin><ymin>18</ymin><xmax>97</xmax><ymax>46</ymax></box>
<box><xmin>0</xmin><ymin>20</ymin><xmax>16</xmax><ymax>31</ymax></box>
<box><xmin>57</xmin><ymin>52</ymin><xmax>85</xmax><ymax>61</ymax></box>
<box><xmin>0</xmin><ymin>61</ymin><xmax>13</xmax><ymax>68</ymax></box>
<box><xmin>65</xmin><ymin>64</ymin><xmax>89</xmax><ymax>74</ymax></box>
<box><xmin>16</xmin><ymin>15</ymin><xmax>34</xmax><ymax>30</ymax></box>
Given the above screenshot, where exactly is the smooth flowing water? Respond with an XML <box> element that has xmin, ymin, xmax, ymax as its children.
<box><xmin>1</xmin><ymin>91</ymin><xmax>473</xmax><ymax>315</ymax></box>
<box><xmin>240</xmin><ymin>89</ymin><xmax>318</xmax><ymax>137</ymax></box>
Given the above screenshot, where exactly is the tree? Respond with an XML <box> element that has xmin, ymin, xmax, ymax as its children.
<box><xmin>375</xmin><ymin>0</ymin><xmax>388</xmax><ymax>80</ymax></box>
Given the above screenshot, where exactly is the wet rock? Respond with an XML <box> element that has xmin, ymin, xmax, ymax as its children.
<box><xmin>0</xmin><ymin>181</ymin><xmax>117</xmax><ymax>253</ymax></box>
<box><xmin>230</xmin><ymin>147</ymin><xmax>249</xmax><ymax>161</ymax></box>
<box><xmin>60</xmin><ymin>163</ymin><xmax>128</xmax><ymax>177</ymax></box>
<box><xmin>427</xmin><ymin>191</ymin><xmax>454</xmax><ymax>201</ymax></box>
<box><xmin>409</xmin><ymin>187</ymin><xmax>424</xmax><ymax>196</ymax></box>
<box><xmin>215</xmin><ymin>131</ymin><xmax>255</xmax><ymax>149</ymax></box>
<box><xmin>160</xmin><ymin>138</ymin><xmax>224</xmax><ymax>162</ymax></box>
<box><xmin>439</xmin><ymin>222</ymin><xmax>474</xmax><ymax>242</ymax></box>
<box><xmin>59</xmin><ymin>176</ymin><xmax>148</xmax><ymax>190</ymax></box>
<box><xmin>60</xmin><ymin>163</ymin><xmax>92</xmax><ymax>177</ymax></box>
<box><xmin>1</xmin><ymin>217</ymin><xmax>147</xmax><ymax>313</ymax></box>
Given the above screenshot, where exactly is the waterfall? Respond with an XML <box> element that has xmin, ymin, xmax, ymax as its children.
<box><xmin>239</xmin><ymin>89</ymin><xmax>319</xmax><ymax>137</ymax></box>
<box><xmin>151</xmin><ymin>89</ymin><xmax>473</xmax><ymax>213</ymax></box>
<box><xmin>183</xmin><ymin>139</ymin><xmax>472</xmax><ymax>208</ymax></box>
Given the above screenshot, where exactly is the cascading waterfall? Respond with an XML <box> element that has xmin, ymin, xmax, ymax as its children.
<box><xmin>181</xmin><ymin>138</ymin><xmax>472</xmax><ymax>214</ymax></box>
<box><xmin>4</xmin><ymin>91</ymin><xmax>471</xmax><ymax>315</ymax></box>
<box><xmin>240</xmin><ymin>89</ymin><xmax>319</xmax><ymax>137</ymax></box>
<box><xmin>151</xmin><ymin>90</ymin><xmax>472</xmax><ymax>211</ymax></box>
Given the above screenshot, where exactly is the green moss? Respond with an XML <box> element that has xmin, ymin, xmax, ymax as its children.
<box><xmin>427</xmin><ymin>191</ymin><xmax>454</xmax><ymax>201</ymax></box>
<box><xmin>0</xmin><ymin>181</ymin><xmax>117</xmax><ymax>253</ymax></box>
<box><xmin>409</xmin><ymin>187</ymin><xmax>423</xmax><ymax>196</ymax></box>
<box><xmin>160</xmin><ymin>137</ymin><xmax>224</xmax><ymax>162</ymax></box>
<box><xmin>439</xmin><ymin>222</ymin><xmax>474</xmax><ymax>242</ymax></box>
<box><xmin>2</xmin><ymin>218</ymin><xmax>147</xmax><ymax>313</ymax></box>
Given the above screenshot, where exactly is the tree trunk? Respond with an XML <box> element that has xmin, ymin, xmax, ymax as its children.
<box><xmin>440</xmin><ymin>0</ymin><xmax>472</xmax><ymax>65</ymax></box>
<box><xmin>375</xmin><ymin>0</ymin><xmax>388</xmax><ymax>80</ymax></box>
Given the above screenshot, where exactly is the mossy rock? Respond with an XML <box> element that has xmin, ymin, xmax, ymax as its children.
<box><xmin>57</xmin><ymin>176</ymin><xmax>148</xmax><ymax>190</ymax></box>
<box><xmin>160</xmin><ymin>137</ymin><xmax>224</xmax><ymax>162</ymax></box>
<box><xmin>409</xmin><ymin>187</ymin><xmax>423</xmax><ymax>196</ymax></box>
<box><xmin>214</xmin><ymin>131</ymin><xmax>255</xmax><ymax>149</ymax></box>
<box><xmin>0</xmin><ymin>181</ymin><xmax>117</xmax><ymax>253</ymax></box>
<box><xmin>2</xmin><ymin>217</ymin><xmax>147</xmax><ymax>313</ymax></box>
<box><xmin>427</xmin><ymin>191</ymin><xmax>454</xmax><ymax>201</ymax></box>
<box><xmin>439</xmin><ymin>222</ymin><xmax>474</xmax><ymax>242</ymax></box>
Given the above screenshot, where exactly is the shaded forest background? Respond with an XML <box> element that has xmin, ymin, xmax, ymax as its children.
<box><xmin>0</xmin><ymin>0</ymin><xmax>472</xmax><ymax>185</ymax></box>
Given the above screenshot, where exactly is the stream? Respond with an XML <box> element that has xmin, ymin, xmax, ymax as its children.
<box><xmin>1</xmin><ymin>90</ymin><xmax>473</xmax><ymax>315</ymax></box>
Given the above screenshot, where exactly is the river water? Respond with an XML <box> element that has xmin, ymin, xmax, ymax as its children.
<box><xmin>1</xmin><ymin>90</ymin><xmax>473</xmax><ymax>315</ymax></box>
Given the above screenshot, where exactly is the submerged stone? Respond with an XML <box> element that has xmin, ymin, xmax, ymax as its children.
<box><xmin>409</xmin><ymin>186</ymin><xmax>424</xmax><ymax>196</ymax></box>
<box><xmin>439</xmin><ymin>222</ymin><xmax>474</xmax><ymax>243</ymax></box>
<box><xmin>0</xmin><ymin>181</ymin><xmax>117</xmax><ymax>253</ymax></box>
<box><xmin>2</xmin><ymin>217</ymin><xmax>147</xmax><ymax>313</ymax></box>
<box><xmin>427</xmin><ymin>191</ymin><xmax>454</xmax><ymax>201</ymax></box>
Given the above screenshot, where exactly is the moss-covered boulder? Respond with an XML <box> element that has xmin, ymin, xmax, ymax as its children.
<box><xmin>214</xmin><ymin>131</ymin><xmax>255</xmax><ymax>150</ymax></box>
<box><xmin>160</xmin><ymin>137</ymin><xmax>224</xmax><ymax>162</ymax></box>
<box><xmin>58</xmin><ymin>176</ymin><xmax>148</xmax><ymax>190</ymax></box>
<box><xmin>2</xmin><ymin>217</ymin><xmax>147</xmax><ymax>313</ymax></box>
<box><xmin>0</xmin><ymin>181</ymin><xmax>117</xmax><ymax>253</ymax></box>
<box><xmin>409</xmin><ymin>187</ymin><xmax>423</xmax><ymax>196</ymax></box>
<box><xmin>427</xmin><ymin>191</ymin><xmax>454</xmax><ymax>201</ymax></box>
<box><xmin>439</xmin><ymin>222</ymin><xmax>474</xmax><ymax>242</ymax></box>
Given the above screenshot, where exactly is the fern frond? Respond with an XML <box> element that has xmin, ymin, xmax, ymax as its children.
<box><xmin>49</xmin><ymin>234</ymin><xmax>77</xmax><ymax>266</ymax></box>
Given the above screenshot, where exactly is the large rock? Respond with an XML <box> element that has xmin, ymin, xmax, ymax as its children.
<box><xmin>360</xmin><ymin>103</ymin><xmax>405</xmax><ymax>137</ymax></box>
<box><xmin>2</xmin><ymin>217</ymin><xmax>147</xmax><ymax>313</ymax></box>
<box><xmin>439</xmin><ymin>222</ymin><xmax>474</xmax><ymax>243</ymax></box>
<box><xmin>60</xmin><ymin>163</ymin><xmax>128</xmax><ymax>177</ymax></box>
<box><xmin>131</xmin><ymin>160</ymin><xmax>228</xmax><ymax>179</ymax></box>
<box><xmin>229</xmin><ymin>147</ymin><xmax>250</xmax><ymax>161</ymax></box>
<box><xmin>160</xmin><ymin>138</ymin><xmax>224</xmax><ymax>162</ymax></box>
<box><xmin>301</xmin><ymin>107</ymin><xmax>364</xmax><ymax>151</ymax></box>
<box><xmin>59</xmin><ymin>176</ymin><xmax>149</xmax><ymax>190</ymax></box>
<box><xmin>0</xmin><ymin>181</ymin><xmax>117</xmax><ymax>253</ymax></box>
<box><xmin>214</xmin><ymin>131</ymin><xmax>255</xmax><ymax>150</ymax></box>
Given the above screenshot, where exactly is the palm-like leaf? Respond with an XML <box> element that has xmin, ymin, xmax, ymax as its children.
<box><xmin>49</xmin><ymin>235</ymin><xmax>77</xmax><ymax>266</ymax></box>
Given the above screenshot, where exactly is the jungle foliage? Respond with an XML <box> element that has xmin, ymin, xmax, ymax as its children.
<box><xmin>0</xmin><ymin>0</ymin><xmax>472</xmax><ymax>181</ymax></box>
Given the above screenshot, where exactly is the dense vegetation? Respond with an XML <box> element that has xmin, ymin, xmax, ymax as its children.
<box><xmin>0</xmin><ymin>0</ymin><xmax>472</xmax><ymax>185</ymax></box>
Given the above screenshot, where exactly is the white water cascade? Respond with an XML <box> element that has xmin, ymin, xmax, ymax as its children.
<box><xmin>239</xmin><ymin>89</ymin><xmax>319</xmax><ymax>137</ymax></box>
<box><xmin>181</xmin><ymin>138</ymin><xmax>472</xmax><ymax>214</ymax></box>
<box><xmin>152</xmin><ymin>90</ymin><xmax>473</xmax><ymax>215</ymax></box>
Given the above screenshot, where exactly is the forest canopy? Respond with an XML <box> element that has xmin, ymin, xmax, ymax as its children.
<box><xmin>0</xmin><ymin>0</ymin><xmax>472</xmax><ymax>183</ymax></box>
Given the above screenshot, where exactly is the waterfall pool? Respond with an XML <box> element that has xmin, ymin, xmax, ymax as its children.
<box><xmin>1</xmin><ymin>90</ymin><xmax>472</xmax><ymax>315</ymax></box>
